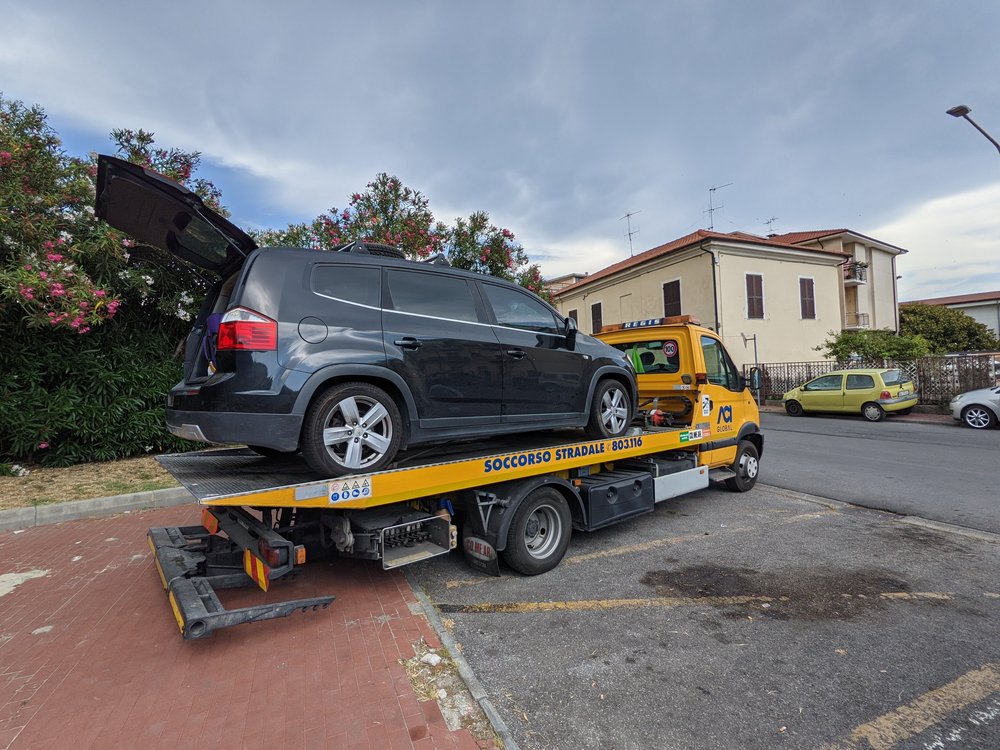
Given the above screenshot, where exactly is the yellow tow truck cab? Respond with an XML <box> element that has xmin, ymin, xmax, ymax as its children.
<box><xmin>147</xmin><ymin>315</ymin><xmax>764</xmax><ymax>639</ymax></box>
<box><xmin>595</xmin><ymin>315</ymin><xmax>761</xmax><ymax>472</ymax></box>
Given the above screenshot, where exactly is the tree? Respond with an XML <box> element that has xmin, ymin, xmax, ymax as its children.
<box><xmin>815</xmin><ymin>329</ymin><xmax>930</xmax><ymax>361</ymax></box>
<box><xmin>0</xmin><ymin>95</ymin><xmax>227</xmax><ymax>465</ymax></box>
<box><xmin>252</xmin><ymin>172</ymin><xmax>445</xmax><ymax>259</ymax></box>
<box><xmin>445</xmin><ymin>211</ymin><xmax>548</xmax><ymax>298</ymax></box>
<box><xmin>254</xmin><ymin>177</ymin><xmax>549</xmax><ymax>298</ymax></box>
<box><xmin>899</xmin><ymin>303</ymin><xmax>999</xmax><ymax>353</ymax></box>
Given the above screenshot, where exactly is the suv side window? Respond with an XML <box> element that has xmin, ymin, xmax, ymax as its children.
<box><xmin>386</xmin><ymin>269</ymin><xmax>479</xmax><ymax>322</ymax></box>
<box><xmin>482</xmin><ymin>283</ymin><xmax>561</xmax><ymax>334</ymax></box>
<box><xmin>311</xmin><ymin>265</ymin><xmax>381</xmax><ymax>307</ymax></box>
<box><xmin>700</xmin><ymin>335</ymin><xmax>742</xmax><ymax>391</ymax></box>
<box><xmin>846</xmin><ymin>374</ymin><xmax>875</xmax><ymax>390</ymax></box>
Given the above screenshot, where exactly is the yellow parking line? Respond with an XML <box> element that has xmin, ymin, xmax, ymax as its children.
<box><xmin>442</xmin><ymin>591</ymin><xmax>952</xmax><ymax>614</ymax></box>
<box><xmin>821</xmin><ymin>662</ymin><xmax>1000</xmax><ymax>750</ymax></box>
<box><xmin>442</xmin><ymin>595</ymin><xmax>775</xmax><ymax>613</ymax></box>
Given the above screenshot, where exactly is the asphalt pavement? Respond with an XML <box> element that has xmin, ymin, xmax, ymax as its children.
<box><xmin>409</xmin><ymin>483</ymin><xmax>1000</xmax><ymax>750</ymax></box>
<box><xmin>759</xmin><ymin>411</ymin><xmax>1000</xmax><ymax>535</ymax></box>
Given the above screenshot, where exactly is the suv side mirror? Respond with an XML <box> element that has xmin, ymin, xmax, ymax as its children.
<box><xmin>564</xmin><ymin>317</ymin><xmax>578</xmax><ymax>350</ymax></box>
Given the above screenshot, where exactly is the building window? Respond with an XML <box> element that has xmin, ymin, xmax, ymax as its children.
<box><xmin>662</xmin><ymin>280</ymin><xmax>681</xmax><ymax>317</ymax></box>
<box><xmin>799</xmin><ymin>277</ymin><xmax>816</xmax><ymax>319</ymax></box>
<box><xmin>746</xmin><ymin>274</ymin><xmax>764</xmax><ymax>319</ymax></box>
<box><xmin>590</xmin><ymin>302</ymin><xmax>603</xmax><ymax>334</ymax></box>
<box><xmin>568</xmin><ymin>309</ymin><xmax>578</xmax><ymax>323</ymax></box>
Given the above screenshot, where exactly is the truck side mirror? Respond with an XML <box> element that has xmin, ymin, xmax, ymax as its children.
<box><xmin>747</xmin><ymin>367</ymin><xmax>762</xmax><ymax>391</ymax></box>
<box><xmin>564</xmin><ymin>317</ymin><xmax>578</xmax><ymax>350</ymax></box>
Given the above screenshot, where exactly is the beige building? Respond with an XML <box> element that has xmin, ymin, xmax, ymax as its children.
<box><xmin>551</xmin><ymin>229</ymin><xmax>906</xmax><ymax>367</ymax></box>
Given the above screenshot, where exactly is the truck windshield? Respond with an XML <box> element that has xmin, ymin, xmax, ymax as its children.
<box><xmin>610</xmin><ymin>341</ymin><xmax>680</xmax><ymax>374</ymax></box>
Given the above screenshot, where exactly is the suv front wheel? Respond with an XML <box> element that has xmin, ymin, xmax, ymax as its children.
<box><xmin>302</xmin><ymin>382</ymin><xmax>403</xmax><ymax>477</ymax></box>
<box><xmin>585</xmin><ymin>379</ymin><xmax>632</xmax><ymax>439</ymax></box>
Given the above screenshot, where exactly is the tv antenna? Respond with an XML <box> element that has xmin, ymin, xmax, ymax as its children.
<box><xmin>620</xmin><ymin>210</ymin><xmax>641</xmax><ymax>256</ymax></box>
<box><xmin>704</xmin><ymin>183</ymin><xmax>732</xmax><ymax>230</ymax></box>
<box><xmin>765</xmin><ymin>216</ymin><xmax>779</xmax><ymax>236</ymax></box>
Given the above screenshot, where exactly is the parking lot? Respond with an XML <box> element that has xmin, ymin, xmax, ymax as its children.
<box><xmin>409</xmin><ymin>483</ymin><xmax>1000</xmax><ymax>749</ymax></box>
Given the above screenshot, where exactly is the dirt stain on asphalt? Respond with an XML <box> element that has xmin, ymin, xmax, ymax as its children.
<box><xmin>639</xmin><ymin>565</ymin><xmax>934</xmax><ymax>621</ymax></box>
<box><xmin>877</xmin><ymin>524</ymin><xmax>971</xmax><ymax>556</ymax></box>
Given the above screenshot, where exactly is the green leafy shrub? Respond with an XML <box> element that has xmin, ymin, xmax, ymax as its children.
<box><xmin>0</xmin><ymin>318</ymin><xmax>194</xmax><ymax>466</ymax></box>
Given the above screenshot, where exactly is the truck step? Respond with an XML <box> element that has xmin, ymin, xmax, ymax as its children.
<box><xmin>708</xmin><ymin>467</ymin><xmax>737</xmax><ymax>482</ymax></box>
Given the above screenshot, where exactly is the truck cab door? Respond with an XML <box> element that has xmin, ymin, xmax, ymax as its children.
<box><xmin>696</xmin><ymin>334</ymin><xmax>744</xmax><ymax>467</ymax></box>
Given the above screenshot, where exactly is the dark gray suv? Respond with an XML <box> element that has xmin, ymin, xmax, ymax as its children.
<box><xmin>96</xmin><ymin>156</ymin><xmax>636</xmax><ymax>477</ymax></box>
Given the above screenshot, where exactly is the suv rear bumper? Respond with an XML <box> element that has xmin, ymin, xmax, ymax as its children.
<box><xmin>167</xmin><ymin>409</ymin><xmax>302</xmax><ymax>452</ymax></box>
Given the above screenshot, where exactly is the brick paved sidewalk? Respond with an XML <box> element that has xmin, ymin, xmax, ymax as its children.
<box><xmin>0</xmin><ymin>505</ymin><xmax>496</xmax><ymax>750</ymax></box>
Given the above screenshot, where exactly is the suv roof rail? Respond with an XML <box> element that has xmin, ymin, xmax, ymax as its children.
<box><xmin>334</xmin><ymin>240</ymin><xmax>406</xmax><ymax>259</ymax></box>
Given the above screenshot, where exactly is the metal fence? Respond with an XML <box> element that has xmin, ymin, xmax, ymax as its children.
<box><xmin>745</xmin><ymin>354</ymin><xmax>1000</xmax><ymax>405</ymax></box>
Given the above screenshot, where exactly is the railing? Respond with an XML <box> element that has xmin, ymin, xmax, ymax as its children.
<box><xmin>844</xmin><ymin>311</ymin><xmax>870</xmax><ymax>329</ymax></box>
<box><xmin>843</xmin><ymin>263</ymin><xmax>867</xmax><ymax>284</ymax></box>
<box><xmin>746</xmin><ymin>354</ymin><xmax>1000</xmax><ymax>405</ymax></box>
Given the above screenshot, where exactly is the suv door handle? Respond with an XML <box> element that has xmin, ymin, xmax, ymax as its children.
<box><xmin>394</xmin><ymin>337</ymin><xmax>422</xmax><ymax>350</ymax></box>
<box><xmin>505</xmin><ymin>349</ymin><xmax>526</xmax><ymax>359</ymax></box>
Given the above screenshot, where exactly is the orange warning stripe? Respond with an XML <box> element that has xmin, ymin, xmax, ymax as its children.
<box><xmin>201</xmin><ymin>509</ymin><xmax>219</xmax><ymax>535</ymax></box>
<box><xmin>243</xmin><ymin>548</ymin><xmax>270</xmax><ymax>592</ymax></box>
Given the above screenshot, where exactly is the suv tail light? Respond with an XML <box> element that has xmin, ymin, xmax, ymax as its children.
<box><xmin>217</xmin><ymin>307</ymin><xmax>277</xmax><ymax>351</ymax></box>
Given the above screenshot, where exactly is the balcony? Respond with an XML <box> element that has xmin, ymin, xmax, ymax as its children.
<box><xmin>843</xmin><ymin>262</ymin><xmax>867</xmax><ymax>286</ymax></box>
<box><xmin>844</xmin><ymin>311</ymin><xmax>870</xmax><ymax>329</ymax></box>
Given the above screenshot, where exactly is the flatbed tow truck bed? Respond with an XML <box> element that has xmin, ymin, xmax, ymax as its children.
<box><xmin>149</xmin><ymin>425</ymin><xmax>757</xmax><ymax>639</ymax></box>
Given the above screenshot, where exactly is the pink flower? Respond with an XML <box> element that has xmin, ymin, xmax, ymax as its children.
<box><xmin>37</xmin><ymin>442</ymin><xmax>49</xmax><ymax>450</ymax></box>
<box><xmin>39</xmin><ymin>271</ymin><xmax>48</xmax><ymax>279</ymax></box>
<box><xmin>56</xmin><ymin>237</ymin><xmax>65</xmax><ymax>245</ymax></box>
<box><xmin>50</xmin><ymin>283</ymin><xmax>66</xmax><ymax>297</ymax></box>
<box><xmin>94</xmin><ymin>289</ymin><xmax>106</xmax><ymax>298</ymax></box>
<box><xmin>78</xmin><ymin>326</ymin><xmax>90</xmax><ymax>334</ymax></box>
<box><xmin>46</xmin><ymin>253</ymin><xmax>63</xmax><ymax>262</ymax></box>
<box><xmin>43</xmin><ymin>240</ymin><xmax>54</xmax><ymax>249</ymax></box>
<box><xmin>79</xmin><ymin>301</ymin><xmax>89</xmax><ymax>309</ymax></box>
<box><xmin>23</xmin><ymin>264</ymin><xmax>32</xmax><ymax>271</ymax></box>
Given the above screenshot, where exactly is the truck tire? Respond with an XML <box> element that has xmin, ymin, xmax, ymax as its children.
<box><xmin>725</xmin><ymin>440</ymin><xmax>760</xmax><ymax>492</ymax></box>
<box><xmin>502</xmin><ymin>487</ymin><xmax>572</xmax><ymax>575</ymax></box>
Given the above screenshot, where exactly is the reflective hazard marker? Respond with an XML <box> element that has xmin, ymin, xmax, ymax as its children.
<box><xmin>243</xmin><ymin>548</ymin><xmax>270</xmax><ymax>592</ymax></box>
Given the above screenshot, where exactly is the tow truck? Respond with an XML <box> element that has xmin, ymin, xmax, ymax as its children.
<box><xmin>149</xmin><ymin>316</ymin><xmax>763</xmax><ymax>639</ymax></box>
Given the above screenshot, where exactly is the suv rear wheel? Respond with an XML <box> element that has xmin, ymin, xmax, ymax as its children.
<box><xmin>302</xmin><ymin>382</ymin><xmax>402</xmax><ymax>477</ymax></box>
<box><xmin>585</xmin><ymin>379</ymin><xmax>632</xmax><ymax>439</ymax></box>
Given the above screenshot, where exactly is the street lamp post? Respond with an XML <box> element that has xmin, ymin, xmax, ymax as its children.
<box><xmin>946</xmin><ymin>105</ymin><xmax>1000</xmax><ymax>155</ymax></box>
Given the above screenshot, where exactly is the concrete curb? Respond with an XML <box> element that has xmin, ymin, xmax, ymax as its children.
<box><xmin>0</xmin><ymin>486</ymin><xmax>195</xmax><ymax>533</ymax></box>
<box><xmin>405</xmin><ymin>569</ymin><xmax>522</xmax><ymax>750</ymax></box>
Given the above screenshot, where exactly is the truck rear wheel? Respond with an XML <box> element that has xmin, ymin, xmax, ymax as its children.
<box><xmin>725</xmin><ymin>440</ymin><xmax>760</xmax><ymax>492</ymax></box>
<box><xmin>502</xmin><ymin>487</ymin><xmax>572</xmax><ymax>575</ymax></box>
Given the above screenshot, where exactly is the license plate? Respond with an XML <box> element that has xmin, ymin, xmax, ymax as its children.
<box><xmin>899</xmin><ymin>389</ymin><xmax>909</xmax><ymax>396</ymax></box>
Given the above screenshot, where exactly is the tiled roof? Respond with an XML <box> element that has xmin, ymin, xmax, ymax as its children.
<box><xmin>771</xmin><ymin>229</ymin><xmax>908</xmax><ymax>255</ymax></box>
<box><xmin>903</xmin><ymin>291</ymin><xmax>1000</xmax><ymax>306</ymax></box>
<box><xmin>553</xmin><ymin>229</ymin><xmax>834</xmax><ymax>297</ymax></box>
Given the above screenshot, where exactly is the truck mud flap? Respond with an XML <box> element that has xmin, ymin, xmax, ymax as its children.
<box><xmin>148</xmin><ymin>526</ymin><xmax>334</xmax><ymax>640</ymax></box>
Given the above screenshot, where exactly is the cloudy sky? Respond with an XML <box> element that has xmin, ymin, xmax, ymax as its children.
<box><xmin>3</xmin><ymin>1</ymin><xmax>998</xmax><ymax>300</ymax></box>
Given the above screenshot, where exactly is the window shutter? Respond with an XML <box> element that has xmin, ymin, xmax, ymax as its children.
<box><xmin>799</xmin><ymin>278</ymin><xmax>816</xmax><ymax>319</ymax></box>
<box><xmin>591</xmin><ymin>302</ymin><xmax>603</xmax><ymax>334</ymax></box>
<box><xmin>746</xmin><ymin>275</ymin><xmax>764</xmax><ymax>319</ymax></box>
<box><xmin>568</xmin><ymin>309</ymin><xmax>578</xmax><ymax>323</ymax></box>
<box><xmin>662</xmin><ymin>280</ymin><xmax>681</xmax><ymax>317</ymax></box>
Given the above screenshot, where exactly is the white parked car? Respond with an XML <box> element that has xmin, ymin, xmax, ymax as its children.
<box><xmin>950</xmin><ymin>386</ymin><xmax>1000</xmax><ymax>429</ymax></box>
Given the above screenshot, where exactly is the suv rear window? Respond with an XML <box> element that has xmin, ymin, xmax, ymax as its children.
<box><xmin>312</xmin><ymin>265</ymin><xmax>381</xmax><ymax>307</ymax></box>
<box><xmin>387</xmin><ymin>270</ymin><xmax>479</xmax><ymax>322</ymax></box>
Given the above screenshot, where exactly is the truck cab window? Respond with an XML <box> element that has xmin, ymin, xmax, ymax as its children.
<box><xmin>700</xmin><ymin>335</ymin><xmax>741</xmax><ymax>391</ymax></box>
